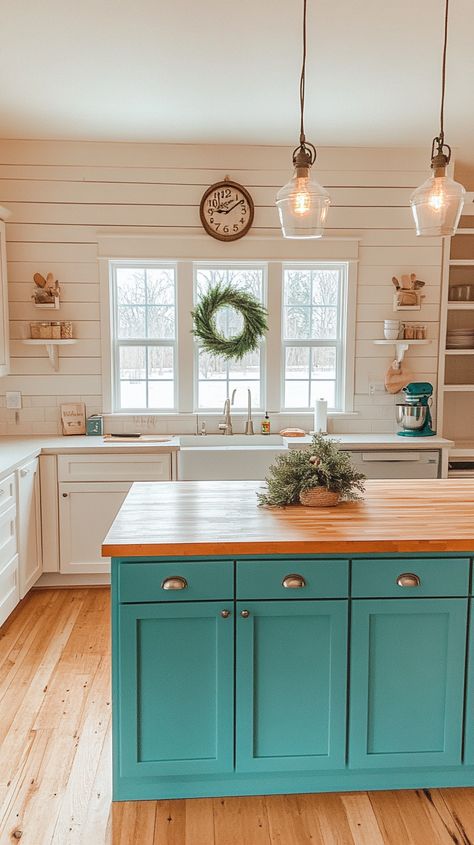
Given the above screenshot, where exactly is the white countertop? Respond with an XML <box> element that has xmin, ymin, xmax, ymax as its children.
<box><xmin>286</xmin><ymin>434</ymin><xmax>454</xmax><ymax>450</ymax></box>
<box><xmin>0</xmin><ymin>432</ymin><xmax>454</xmax><ymax>481</ymax></box>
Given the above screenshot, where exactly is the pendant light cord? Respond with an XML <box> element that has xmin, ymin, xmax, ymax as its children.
<box><xmin>299</xmin><ymin>0</ymin><xmax>307</xmax><ymax>146</ymax></box>
<box><xmin>439</xmin><ymin>0</ymin><xmax>449</xmax><ymax>145</ymax></box>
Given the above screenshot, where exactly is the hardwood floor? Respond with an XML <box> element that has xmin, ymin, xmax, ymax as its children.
<box><xmin>2</xmin><ymin>589</ymin><xmax>474</xmax><ymax>844</ymax></box>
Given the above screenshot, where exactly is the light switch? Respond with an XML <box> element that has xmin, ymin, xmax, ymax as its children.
<box><xmin>6</xmin><ymin>391</ymin><xmax>22</xmax><ymax>409</ymax></box>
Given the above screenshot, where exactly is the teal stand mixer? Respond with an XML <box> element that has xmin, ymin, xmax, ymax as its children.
<box><xmin>396</xmin><ymin>382</ymin><xmax>436</xmax><ymax>437</ymax></box>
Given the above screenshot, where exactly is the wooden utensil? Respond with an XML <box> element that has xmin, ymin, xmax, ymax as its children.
<box><xmin>33</xmin><ymin>273</ymin><xmax>47</xmax><ymax>288</ymax></box>
<box><xmin>384</xmin><ymin>360</ymin><xmax>412</xmax><ymax>394</ymax></box>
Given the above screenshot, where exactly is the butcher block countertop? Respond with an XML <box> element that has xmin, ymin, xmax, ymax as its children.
<box><xmin>102</xmin><ymin>479</ymin><xmax>474</xmax><ymax>557</ymax></box>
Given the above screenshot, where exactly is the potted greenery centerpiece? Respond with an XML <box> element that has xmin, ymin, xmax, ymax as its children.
<box><xmin>257</xmin><ymin>434</ymin><xmax>366</xmax><ymax>508</ymax></box>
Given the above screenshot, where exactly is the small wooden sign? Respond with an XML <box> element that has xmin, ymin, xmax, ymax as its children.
<box><xmin>60</xmin><ymin>402</ymin><xmax>86</xmax><ymax>436</ymax></box>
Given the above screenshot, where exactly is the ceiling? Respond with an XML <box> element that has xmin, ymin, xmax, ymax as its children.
<box><xmin>1</xmin><ymin>0</ymin><xmax>473</xmax><ymax>166</ymax></box>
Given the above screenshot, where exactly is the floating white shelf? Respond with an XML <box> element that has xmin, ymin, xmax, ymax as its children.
<box><xmin>33</xmin><ymin>300</ymin><xmax>60</xmax><ymax>311</ymax></box>
<box><xmin>22</xmin><ymin>338</ymin><xmax>77</xmax><ymax>371</ymax></box>
<box><xmin>450</xmin><ymin>441</ymin><xmax>474</xmax><ymax>457</ymax></box>
<box><xmin>445</xmin><ymin>349</ymin><xmax>474</xmax><ymax>355</ymax></box>
<box><xmin>443</xmin><ymin>384</ymin><xmax>474</xmax><ymax>392</ymax></box>
<box><xmin>447</xmin><ymin>303</ymin><xmax>474</xmax><ymax>310</ymax></box>
<box><xmin>449</xmin><ymin>260</ymin><xmax>474</xmax><ymax>266</ymax></box>
<box><xmin>373</xmin><ymin>339</ymin><xmax>431</xmax><ymax>365</ymax></box>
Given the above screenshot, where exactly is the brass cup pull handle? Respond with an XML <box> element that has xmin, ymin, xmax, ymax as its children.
<box><xmin>282</xmin><ymin>574</ymin><xmax>306</xmax><ymax>589</ymax></box>
<box><xmin>396</xmin><ymin>573</ymin><xmax>421</xmax><ymax>588</ymax></box>
<box><xmin>161</xmin><ymin>576</ymin><xmax>188</xmax><ymax>591</ymax></box>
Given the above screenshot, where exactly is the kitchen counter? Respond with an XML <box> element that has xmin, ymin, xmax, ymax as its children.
<box><xmin>102</xmin><ymin>478</ymin><xmax>474</xmax><ymax>556</ymax></box>
<box><xmin>0</xmin><ymin>432</ymin><xmax>454</xmax><ymax>482</ymax></box>
<box><xmin>0</xmin><ymin>435</ymin><xmax>179</xmax><ymax>478</ymax></box>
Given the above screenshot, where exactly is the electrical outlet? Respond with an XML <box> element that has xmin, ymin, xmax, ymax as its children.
<box><xmin>369</xmin><ymin>382</ymin><xmax>386</xmax><ymax>396</ymax></box>
<box><xmin>5</xmin><ymin>391</ymin><xmax>22</xmax><ymax>410</ymax></box>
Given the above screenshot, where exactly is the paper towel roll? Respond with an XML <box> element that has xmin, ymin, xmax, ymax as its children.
<box><xmin>314</xmin><ymin>398</ymin><xmax>328</xmax><ymax>434</ymax></box>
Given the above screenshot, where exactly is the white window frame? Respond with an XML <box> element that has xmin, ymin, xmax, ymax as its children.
<box><xmin>101</xmin><ymin>251</ymin><xmax>357</xmax><ymax>417</ymax></box>
<box><xmin>280</xmin><ymin>262</ymin><xmax>354</xmax><ymax>413</ymax></box>
<box><xmin>109</xmin><ymin>260</ymin><xmax>178</xmax><ymax>413</ymax></box>
<box><xmin>192</xmin><ymin>262</ymin><xmax>267</xmax><ymax>413</ymax></box>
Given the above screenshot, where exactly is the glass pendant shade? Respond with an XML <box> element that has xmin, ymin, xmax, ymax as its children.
<box><xmin>276</xmin><ymin>166</ymin><xmax>331</xmax><ymax>239</ymax></box>
<box><xmin>410</xmin><ymin>171</ymin><xmax>465</xmax><ymax>237</ymax></box>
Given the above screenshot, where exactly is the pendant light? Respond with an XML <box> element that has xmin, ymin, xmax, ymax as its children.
<box><xmin>276</xmin><ymin>0</ymin><xmax>330</xmax><ymax>239</ymax></box>
<box><xmin>410</xmin><ymin>0</ymin><xmax>465</xmax><ymax>236</ymax></box>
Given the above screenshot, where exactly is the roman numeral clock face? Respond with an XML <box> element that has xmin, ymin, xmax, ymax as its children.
<box><xmin>200</xmin><ymin>180</ymin><xmax>254</xmax><ymax>241</ymax></box>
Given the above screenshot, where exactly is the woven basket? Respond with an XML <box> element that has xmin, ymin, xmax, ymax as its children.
<box><xmin>299</xmin><ymin>487</ymin><xmax>340</xmax><ymax>507</ymax></box>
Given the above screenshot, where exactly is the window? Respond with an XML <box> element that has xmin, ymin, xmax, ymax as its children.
<box><xmin>194</xmin><ymin>265</ymin><xmax>265</xmax><ymax>411</ymax></box>
<box><xmin>282</xmin><ymin>264</ymin><xmax>347</xmax><ymax>410</ymax></box>
<box><xmin>107</xmin><ymin>258</ymin><xmax>353</xmax><ymax>415</ymax></box>
<box><xmin>111</xmin><ymin>264</ymin><xmax>176</xmax><ymax>411</ymax></box>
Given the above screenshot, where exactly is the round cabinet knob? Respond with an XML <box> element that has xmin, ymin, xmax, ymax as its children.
<box><xmin>220</xmin><ymin>609</ymin><xmax>231</xmax><ymax>618</ymax></box>
<box><xmin>161</xmin><ymin>576</ymin><xmax>188</xmax><ymax>591</ymax></box>
<box><xmin>396</xmin><ymin>573</ymin><xmax>421</xmax><ymax>588</ymax></box>
<box><xmin>240</xmin><ymin>610</ymin><xmax>250</xmax><ymax>618</ymax></box>
<box><xmin>282</xmin><ymin>574</ymin><xmax>306</xmax><ymax>589</ymax></box>
<box><xmin>62</xmin><ymin>492</ymin><xmax>68</xmax><ymax>498</ymax></box>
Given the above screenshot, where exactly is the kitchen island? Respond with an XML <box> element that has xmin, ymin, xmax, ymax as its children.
<box><xmin>103</xmin><ymin>479</ymin><xmax>474</xmax><ymax>801</ymax></box>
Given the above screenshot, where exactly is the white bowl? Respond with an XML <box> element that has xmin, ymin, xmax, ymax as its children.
<box><xmin>384</xmin><ymin>329</ymin><xmax>400</xmax><ymax>340</ymax></box>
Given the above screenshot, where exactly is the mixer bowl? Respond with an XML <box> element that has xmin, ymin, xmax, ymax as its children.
<box><xmin>396</xmin><ymin>404</ymin><xmax>428</xmax><ymax>430</ymax></box>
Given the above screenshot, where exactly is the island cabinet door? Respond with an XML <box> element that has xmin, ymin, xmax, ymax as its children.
<box><xmin>349</xmin><ymin>598</ymin><xmax>467</xmax><ymax>770</ymax></box>
<box><xmin>117</xmin><ymin>602</ymin><xmax>234</xmax><ymax>778</ymax></box>
<box><xmin>235</xmin><ymin>600</ymin><xmax>348</xmax><ymax>773</ymax></box>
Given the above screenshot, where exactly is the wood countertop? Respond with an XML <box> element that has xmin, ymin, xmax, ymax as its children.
<box><xmin>102</xmin><ymin>479</ymin><xmax>474</xmax><ymax>557</ymax></box>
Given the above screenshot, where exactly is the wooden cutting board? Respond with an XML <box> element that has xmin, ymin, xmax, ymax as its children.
<box><xmin>384</xmin><ymin>361</ymin><xmax>412</xmax><ymax>394</ymax></box>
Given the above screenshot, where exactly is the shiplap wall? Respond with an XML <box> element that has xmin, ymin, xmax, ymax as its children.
<box><xmin>0</xmin><ymin>140</ymin><xmax>442</xmax><ymax>435</ymax></box>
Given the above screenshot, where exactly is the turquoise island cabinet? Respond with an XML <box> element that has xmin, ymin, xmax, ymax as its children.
<box><xmin>103</xmin><ymin>480</ymin><xmax>474</xmax><ymax>801</ymax></box>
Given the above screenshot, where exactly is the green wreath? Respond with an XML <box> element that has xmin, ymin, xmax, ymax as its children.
<box><xmin>191</xmin><ymin>283</ymin><xmax>268</xmax><ymax>361</ymax></box>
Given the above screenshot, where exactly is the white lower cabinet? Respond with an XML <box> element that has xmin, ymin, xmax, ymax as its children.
<box><xmin>0</xmin><ymin>554</ymin><xmax>19</xmax><ymax>627</ymax></box>
<box><xmin>59</xmin><ymin>482</ymin><xmax>131</xmax><ymax>574</ymax></box>
<box><xmin>17</xmin><ymin>458</ymin><xmax>43</xmax><ymax>597</ymax></box>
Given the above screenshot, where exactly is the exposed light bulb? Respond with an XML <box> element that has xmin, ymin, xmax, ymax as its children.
<box><xmin>293</xmin><ymin>180</ymin><xmax>312</xmax><ymax>215</ymax></box>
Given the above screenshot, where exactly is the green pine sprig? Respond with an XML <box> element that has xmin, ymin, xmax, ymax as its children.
<box><xmin>257</xmin><ymin>434</ymin><xmax>366</xmax><ymax>507</ymax></box>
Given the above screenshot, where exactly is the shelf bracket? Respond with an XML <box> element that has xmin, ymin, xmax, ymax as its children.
<box><xmin>390</xmin><ymin>342</ymin><xmax>410</xmax><ymax>371</ymax></box>
<box><xmin>45</xmin><ymin>343</ymin><xmax>59</xmax><ymax>371</ymax></box>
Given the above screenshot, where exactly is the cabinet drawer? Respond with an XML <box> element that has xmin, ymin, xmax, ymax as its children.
<box><xmin>118</xmin><ymin>560</ymin><xmax>234</xmax><ymax>603</ymax></box>
<box><xmin>352</xmin><ymin>558</ymin><xmax>469</xmax><ymax>598</ymax></box>
<box><xmin>237</xmin><ymin>559</ymin><xmax>349</xmax><ymax>600</ymax></box>
<box><xmin>57</xmin><ymin>453</ymin><xmax>171</xmax><ymax>482</ymax></box>
<box><xmin>0</xmin><ymin>473</ymin><xmax>15</xmax><ymax>515</ymax></box>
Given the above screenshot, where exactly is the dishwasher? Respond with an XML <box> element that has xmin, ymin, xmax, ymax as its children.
<box><xmin>347</xmin><ymin>450</ymin><xmax>440</xmax><ymax>479</ymax></box>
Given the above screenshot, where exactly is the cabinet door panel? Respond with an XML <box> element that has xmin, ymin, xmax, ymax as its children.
<box><xmin>59</xmin><ymin>482</ymin><xmax>130</xmax><ymax>573</ymax></box>
<box><xmin>350</xmin><ymin>598</ymin><xmax>467</xmax><ymax>769</ymax></box>
<box><xmin>463</xmin><ymin>598</ymin><xmax>474</xmax><ymax>764</ymax></box>
<box><xmin>18</xmin><ymin>459</ymin><xmax>42</xmax><ymax>598</ymax></box>
<box><xmin>236</xmin><ymin>600</ymin><xmax>347</xmax><ymax>772</ymax></box>
<box><xmin>118</xmin><ymin>601</ymin><xmax>233</xmax><ymax>777</ymax></box>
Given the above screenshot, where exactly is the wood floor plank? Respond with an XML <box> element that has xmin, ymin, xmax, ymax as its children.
<box><xmin>50</xmin><ymin>657</ymin><xmax>111</xmax><ymax>844</ymax></box>
<box><xmin>265</xmin><ymin>794</ymin><xmax>315</xmax><ymax>845</ymax></box>
<box><xmin>81</xmin><ymin>716</ymin><xmax>112</xmax><ymax>843</ymax></box>
<box><xmin>153</xmin><ymin>799</ymin><xmax>187</xmax><ymax>844</ymax></box>
<box><xmin>213</xmin><ymin>796</ymin><xmax>270</xmax><ymax>845</ymax></box>
<box><xmin>341</xmin><ymin>793</ymin><xmax>385</xmax><ymax>845</ymax></box>
<box><xmin>439</xmin><ymin>788</ymin><xmax>474</xmax><ymax>844</ymax></box>
<box><xmin>184</xmin><ymin>798</ymin><xmax>215</xmax><ymax>845</ymax></box>
<box><xmin>296</xmin><ymin>793</ymin><xmax>356</xmax><ymax>844</ymax></box>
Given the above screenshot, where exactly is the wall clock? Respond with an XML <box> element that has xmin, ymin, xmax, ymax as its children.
<box><xmin>199</xmin><ymin>178</ymin><xmax>254</xmax><ymax>241</ymax></box>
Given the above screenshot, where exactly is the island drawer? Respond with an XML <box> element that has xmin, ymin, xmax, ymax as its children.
<box><xmin>58</xmin><ymin>453</ymin><xmax>171</xmax><ymax>482</ymax></box>
<box><xmin>236</xmin><ymin>559</ymin><xmax>348</xmax><ymax>600</ymax></box>
<box><xmin>352</xmin><ymin>558</ymin><xmax>470</xmax><ymax>598</ymax></box>
<box><xmin>118</xmin><ymin>560</ymin><xmax>234</xmax><ymax>603</ymax></box>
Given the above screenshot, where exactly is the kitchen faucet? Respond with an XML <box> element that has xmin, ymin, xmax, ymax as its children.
<box><xmin>218</xmin><ymin>389</ymin><xmax>236</xmax><ymax>435</ymax></box>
